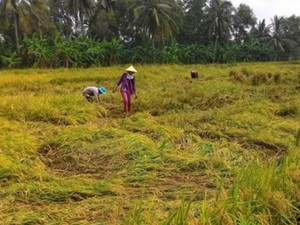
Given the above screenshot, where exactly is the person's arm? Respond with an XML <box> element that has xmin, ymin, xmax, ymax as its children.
<box><xmin>113</xmin><ymin>74</ymin><xmax>124</xmax><ymax>92</ymax></box>
<box><xmin>92</xmin><ymin>88</ymin><xmax>101</xmax><ymax>103</ymax></box>
<box><xmin>96</xmin><ymin>94</ymin><xmax>100</xmax><ymax>103</ymax></box>
<box><xmin>112</xmin><ymin>83</ymin><xmax>118</xmax><ymax>93</ymax></box>
<box><xmin>132</xmin><ymin>78</ymin><xmax>137</xmax><ymax>98</ymax></box>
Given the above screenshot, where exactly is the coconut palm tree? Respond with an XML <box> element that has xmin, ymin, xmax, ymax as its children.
<box><xmin>0</xmin><ymin>0</ymin><xmax>51</xmax><ymax>54</ymax></box>
<box><xmin>268</xmin><ymin>16</ymin><xmax>286</xmax><ymax>53</ymax></box>
<box><xmin>67</xmin><ymin>0</ymin><xmax>96</xmax><ymax>36</ymax></box>
<box><xmin>48</xmin><ymin>0</ymin><xmax>73</xmax><ymax>38</ymax></box>
<box><xmin>130</xmin><ymin>0</ymin><xmax>182</xmax><ymax>49</ymax></box>
<box><xmin>263</xmin><ymin>15</ymin><xmax>296</xmax><ymax>60</ymax></box>
<box><xmin>250</xmin><ymin>19</ymin><xmax>270</xmax><ymax>39</ymax></box>
<box><xmin>97</xmin><ymin>0</ymin><xmax>115</xmax><ymax>11</ymax></box>
<box><xmin>203</xmin><ymin>0</ymin><xmax>233</xmax><ymax>62</ymax></box>
<box><xmin>0</xmin><ymin>0</ymin><xmax>21</xmax><ymax>54</ymax></box>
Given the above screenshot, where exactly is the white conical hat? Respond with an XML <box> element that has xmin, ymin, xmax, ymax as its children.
<box><xmin>125</xmin><ymin>65</ymin><xmax>137</xmax><ymax>73</ymax></box>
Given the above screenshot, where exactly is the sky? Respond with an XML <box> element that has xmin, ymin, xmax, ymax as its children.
<box><xmin>230</xmin><ymin>0</ymin><xmax>300</xmax><ymax>23</ymax></box>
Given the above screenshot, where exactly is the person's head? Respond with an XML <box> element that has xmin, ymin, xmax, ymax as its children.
<box><xmin>125</xmin><ymin>65</ymin><xmax>137</xmax><ymax>79</ymax></box>
<box><xmin>98</xmin><ymin>87</ymin><xmax>106</xmax><ymax>94</ymax></box>
<box><xmin>125</xmin><ymin>65</ymin><xmax>137</xmax><ymax>75</ymax></box>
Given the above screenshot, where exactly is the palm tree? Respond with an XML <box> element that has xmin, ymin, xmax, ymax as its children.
<box><xmin>203</xmin><ymin>0</ymin><xmax>233</xmax><ymax>62</ymax></box>
<box><xmin>130</xmin><ymin>0</ymin><xmax>182</xmax><ymax>49</ymax></box>
<box><xmin>67</xmin><ymin>0</ymin><xmax>96</xmax><ymax>36</ymax></box>
<box><xmin>264</xmin><ymin>15</ymin><xmax>295</xmax><ymax>60</ymax></box>
<box><xmin>250</xmin><ymin>19</ymin><xmax>271</xmax><ymax>39</ymax></box>
<box><xmin>28</xmin><ymin>1</ymin><xmax>56</xmax><ymax>39</ymax></box>
<box><xmin>97</xmin><ymin>0</ymin><xmax>115</xmax><ymax>11</ymax></box>
<box><xmin>268</xmin><ymin>16</ymin><xmax>286</xmax><ymax>53</ymax></box>
<box><xmin>48</xmin><ymin>0</ymin><xmax>73</xmax><ymax>38</ymax></box>
<box><xmin>0</xmin><ymin>0</ymin><xmax>21</xmax><ymax>54</ymax></box>
<box><xmin>0</xmin><ymin>0</ymin><xmax>50</xmax><ymax>54</ymax></box>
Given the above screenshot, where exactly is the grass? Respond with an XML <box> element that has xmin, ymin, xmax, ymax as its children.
<box><xmin>0</xmin><ymin>62</ymin><xmax>299</xmax><ymax>224</ymax></box>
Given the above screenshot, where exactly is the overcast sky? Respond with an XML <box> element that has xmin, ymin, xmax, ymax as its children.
<box><xmin>230</xmin><ymin>0</ymin><xmax>300</xmax><ymax>23</ymax></box>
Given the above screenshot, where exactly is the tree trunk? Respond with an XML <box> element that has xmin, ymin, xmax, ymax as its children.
<box><xmin>152</xmin><ymin>36</ymin><xmax>155</xmax><ymax>50</ymax></box>
<box><xmin>13</xmin><ymin>11</ymin><xmax>20</xmax><ymax>55</ymax></box>
<box><xmin>213</xmin><ymin>34</ymin><xmax>218</xmax><ymax>62</ymax></box>
<box><xmin>79</xmin><ymin>11</ymin><xmax>84</xmax><ymax>36</ymax></box>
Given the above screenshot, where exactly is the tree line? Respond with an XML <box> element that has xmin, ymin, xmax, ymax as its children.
<box><xmin>0</xmin><ymin>0</ymin><xmax>299</xmax><ymax>68</ymax></box>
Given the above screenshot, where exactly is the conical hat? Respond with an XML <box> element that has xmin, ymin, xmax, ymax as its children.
<box><xmin>125</xmin><ymin>65</ymin><xmax>137</xmax><ymax>73</ymax></box>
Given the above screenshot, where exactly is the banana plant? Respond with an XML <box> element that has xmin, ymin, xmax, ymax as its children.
<box><xmin>161</xmin><ymin>41</ymin><xmax>181</xmax><ymax>64</ymax></box>
<box><xmin>0</xmin><ymin>52</ymin><xmax>22</xmax><ymax>68</ymax></box>
<box><xmin>86</xmin><ymin>39</ymin><xmax>107</xmax><ymax>66</ymax></box>
<box><xmin>103</xmin><ymin>38</ymin><xmax>124</xmax><ymax>66</ymax></box>
<box><xmin>23</xmin><ymin>33</ymin><xmax>54</xmax><ymax>68</ymax></box>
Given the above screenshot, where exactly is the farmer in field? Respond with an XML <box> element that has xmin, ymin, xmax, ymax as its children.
<box><xmin>113</xmin><ymin>65</ymin><xmax>137</xmax><ymax>113</ymax></box>
<box><xmin>191</xmin><ymin>69</ymin><xmax>199</xmax><ymax>79</ymax></box>
<box><xmin>82</xmin><ymin>86</ymin><xmax>106</xmax><ymax>103</ymax></box>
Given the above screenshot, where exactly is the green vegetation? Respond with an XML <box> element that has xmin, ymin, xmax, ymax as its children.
<box><xmin>1</xmin><ymin>0</ymin><xmax>300</xmax><ymax>68</ymax></box>
<box><xmin>0</xmin><ymin>62</ymin><xmax>299</xmax><ymax>224</ymax></box>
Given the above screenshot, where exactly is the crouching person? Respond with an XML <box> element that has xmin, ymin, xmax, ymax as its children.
<box><xmin>82</xmin><ymin>86</ymin><xmax>106</xmax><ymax>103</ymax></box>
<box><xmin>191</xmin><ymin>70</ymin><xmax>199</xmax><ymax>79</ymax></box>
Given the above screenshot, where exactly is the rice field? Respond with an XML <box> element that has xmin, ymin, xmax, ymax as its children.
<box><xmin>0</xmin><ymin>62</ymin><xmax>299</xmax><ymax>225</ymax></box>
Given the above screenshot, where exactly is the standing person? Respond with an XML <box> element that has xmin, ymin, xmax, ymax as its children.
<box><xmin>113</xmin><ymin>65</ymin><xmax>137</xmax><ymax>113</ymax></box>
<box><xmin>82</xmin><ymin>86</ymin><xmax>106</xmax><ymax>103</ymax></box>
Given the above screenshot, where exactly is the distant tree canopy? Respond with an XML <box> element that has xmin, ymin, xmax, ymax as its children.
<box><xmin>0</xmin><ymin>0</ymin><xmax>300</xmax><ymax>68</ymax></box>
